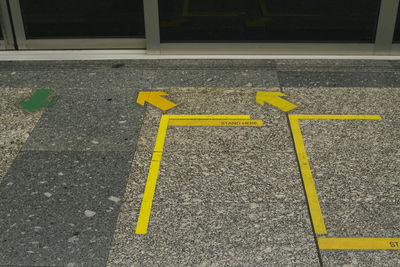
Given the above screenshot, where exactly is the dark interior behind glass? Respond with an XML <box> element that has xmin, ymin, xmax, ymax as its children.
<box><xmin>20</xmin><ymin>0</ymin><xmax>145</xmax><ymax>39</ymax></box>
<box><xmin>393</xmin><ymin>3</ymin><xmax>400</xmax><ymax>42</ymax></box>
<box><xmin>159</xmin><ymin>0</ymin><xmax>381</xmax><ymax>43</ymax></box>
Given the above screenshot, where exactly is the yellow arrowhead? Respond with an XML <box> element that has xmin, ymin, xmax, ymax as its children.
<box><xmin>137</xmin><ymin>91</ymin><xmax>177</xmax><ymax>111</ymax></box>
<box><xmin>256</xmin><ymin>91</ymin><xmax>297</xmax><ymax>112</ymax></box>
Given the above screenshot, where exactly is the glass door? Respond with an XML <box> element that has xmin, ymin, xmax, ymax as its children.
<box><xmin>8</xmin><ymin>0</ymin><xmax>146</xmax><ymax>49</ymax></box>
<box><xmin>159</xmin><ymin>0</ymin><xmax>381</xmax><ymax>43</ymax></box>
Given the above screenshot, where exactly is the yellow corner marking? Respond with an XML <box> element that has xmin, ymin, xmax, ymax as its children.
<box><xmin>137</xmin><ymin>91</ymin><xmax>177</xmax><ymax>111</ymax></box>
<box><xmin>289</xmin><ymin>114</ymin><xmax>382</xmax><ymax>236</ymax></box>
<box><xmin>293</xmin><ymin>114</ymin><xmax>382</xmax><ymax>120</ymax></box>
<box><xmin>288</xmin><ymin>115</ymin><xmax>327</xmax><ymax>234</ymax></box>
<box><xmin>154</xmin><ymin>115</ymin><xmax>169</xmax><ymax>152</ymax></box>
<box><xmin>136</xmin><ymin>114</ymin><xmax>262</xmax><ymax>234</ymax></box>
<box><xmin>136</xmin><ymin>152</ymin><xmax>163</xmax><ymax>235</ymax></box>
<box><xmin>168</xmin><ymin>120</ymin><xmax>263</xmax><ymax>127</ymax></box>
<box><xmin>168</xmin><ymin>114</ymin><xmax>250</xmax><ymax>119</ymax></box>
<box><xmin>256</xmin><ymin>91</ymin><xmax>297</xmax><ymax>112</ymax></box>
<box><xmin>318</xmin><ymin>238</ymin><xmax>400</xmax><ymax>250</ymax></box>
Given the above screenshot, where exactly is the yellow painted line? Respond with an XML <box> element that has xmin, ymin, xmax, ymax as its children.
<box><xmin>289</xmin><ymin>116</ymin><xmax>327</xmax><ymax>234</ymax></box>
<box><xmin>168</xmin><ymin>119</ymin><xmax>263</xmax><ymax>127</ymax></box>
<box><xmin>153</xmin><ymin>115</ymin><xmax>169</xmax><ymax>152</ymax></box>
<box><xmin>168</xmin><ymin>114</ymin><xmax>250</xmax><ymax>120</ymax></box>
<box><xmin>136</xmin><ymin>115</ymin><xmax>169</xmax><ymax>234</ymax></box>
<box><xmin>292</xmin><ymin>114</ymin><xmax>382</xmax><ymax>120</ymax></box>
<box><xmin>318</xmin><ymin>238</ymin><xmax>400</xmax><ymax>250</ymax></box>
<box><xmin>136</xmin><ymin>152</ymin><xmax>163</xmax><ymax>234</ymax></box>
<box><xmin>289</xmin><ymin>114</ymin><xmax>382</xmax><ymax>235</ymax></box>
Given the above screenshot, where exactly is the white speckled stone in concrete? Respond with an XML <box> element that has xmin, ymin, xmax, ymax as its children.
<box><xmin>278</xmin><ymin>72</ymin><xmax>400</xmax><ymax>87</ymax></box>
<box><xmin>108</xmin><ymin>87</ymin><xmax>319</xmax><ymax>266</ymax></box>
<box><xmin>0</xmin><ymin>88</ymin><xmax>43</xmax><ymax>183</ymax></box>
<box><xmin>0</xmin><ymin>151</ymin><xmax>133</xmax><ymax>266</ymax></box>
<box><xmin>152</xmin><ymin>69</ymin><xmax>279</xmax><ymax>88</ymax></box>
<box><xmin>283</xmin><ymin>87</ymin><xmax>400</xmax><ymax>265</ymax></box>
<box><xmin>21</xmin><ymin>87</ymin><xmax>145</xmax><ymax>152</ymax></box>
<box><xmin>321</xmin><ymin>250</ymin><xmax>400</xmax><ymax>266</ymax></box>
<box><xmin>108</xmin><ymin>199</ymin><xmax>319</xmax><ymax>266</ymax></box>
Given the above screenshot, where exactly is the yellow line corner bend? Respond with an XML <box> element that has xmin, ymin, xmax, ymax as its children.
<box><xmin>288</xmin><ymin>114</ymin><xmax>382</xmax><ymax>235</ymax></box>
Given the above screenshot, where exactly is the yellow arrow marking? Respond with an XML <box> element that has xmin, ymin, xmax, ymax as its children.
<box><xmin>318</xmin><ymin>238</ymin><xmax>400</xmax><ymax>250</ymax></box>
<box><xmin>137</xmin><ymin>91</ymin><xmax>177</xmax><ymax>111</ymax></box>
<box><xmin>256</xmin><ymin>91</ymin><xmax>297</xmax><ymax>112</ymax></box>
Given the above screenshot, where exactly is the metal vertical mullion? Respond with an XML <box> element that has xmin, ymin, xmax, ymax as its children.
<box><xmin>143</xmin><ymin>0</ymin><xmax>160</xmax><ymax>53</ymax></box>
<box><xmin>0</xmin><ymin>0</ymin><xmax>15</xmax><ymax>49</ymax></box>
<box><xmin>7</xmin><ymin>0</ymin><xmax>26</xmax><ymax>49</ymax></box>
<box><xmin>375</xmin><ymin>0</ymin><xmax>400</xmax><ymax>53</ymax></box>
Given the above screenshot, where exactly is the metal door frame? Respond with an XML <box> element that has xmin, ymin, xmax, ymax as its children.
<box><xmin>8</xmin><ymin>0</ymin><xmax>146</xmax><ymax>50</ymax></box>
<box><xmin>0</xmin><ymin>0</ymin><xmax>15</xmax><ymax>50</ymax></box>
<box><xmin>3</xmin><ymin>0</ymin><xmax>400</xmax><ymax>54</ymax></box>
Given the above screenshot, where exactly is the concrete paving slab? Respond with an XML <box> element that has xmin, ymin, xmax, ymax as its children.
<box><xmin>152</xmin><ymin>69</ymin><xmax>279</xmax><ymax>88</ymax></box>
<box><xmin>299</xmin><ymin>119</ymin><xmax>400</xmax><ymax>237</ymax></box>
<box><xmin>0</xmin><ymin>87</ymin><xmax>43</xmax><ymax>183</ymax></box>
<box><xmin>164</xmin><ymin>125</ymin><xmax>292</xmax><ymax>153</ymax></box>
<box><xmin>108</xmin><ymin>199</ymin><xmax>319</xmax><ymax>266</ymax></box>
<box><xmin>158</xmin><ymin>59</ymin><xmax>277</xmax><ymax>69</ymax></box>
<box><xmin>0</xmin><ymin>69</ymin><xmax>154</xmax><ymax>91</ymax></box>
<box><xmin>321</xmin><ymin>250</ymin><xmax>400</xmax><ymax>266</ymax></box>
<box><xmin>110</xmin><ymin>85</ymin><xmax>320</xmax><ymax>265</ymax></box>
<box><xmin>0</xmin><ymin>60</ymin><xmax>163</xmax><ymax>71</ymax></box>
<box><xmin>155</xmin><ymin>151</ymin><xmax>305</xmax><ymax>202</ymax></box>
<box><xmin>276</xmin><ymin>59</ymin><xmax>393</xmax><ymax>72</ymax></box>
<box><xmin>123</xmin><ymin>151</ymin><xmax>305</xmax><ymax>204</ymax></box>
<box><xmin>278</xmin><ymin>71</ymin><xmax>400</xmax><ymax>87</ymax></box>
<box><xmin>3</xmin><ymin>60</ymin><xmax>400</xmax><ymax>266</ymax></box>
<box><xmin>22</xmin><ymin>87</ymin><xmax>145</xmax><ymax>152</ymax></box>
<box><xmin>281</xmin><ymin>87</ymin><xmax>400</xmax><ymax>265</ymax></box>
<box><xmin>283</xmin><ymin>87</ymin><xmax>400</xmax><ymax>117</ymax></box>
<box><xmin>0</xmin><ymin>151</ymin><xmax>133</xmax><ymax>267</ymax></box>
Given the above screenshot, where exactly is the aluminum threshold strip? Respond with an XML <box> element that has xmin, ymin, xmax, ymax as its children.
<box><xmin>1</xmin><ymin>50</ymin><xmax>400</xmax><ymax>61</ymax></box>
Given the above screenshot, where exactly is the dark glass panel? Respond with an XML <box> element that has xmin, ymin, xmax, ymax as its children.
<box><xmin>20</xmin><ymin>0</ymin><xmax>145</xmax><ymax>39</ymax></box>
<box><xmin>159</xmin><ymin>0</ymin><xmax>380</xmax><ymax>43</ymax></box>
<box><xmin>393</xmin><ymin>4</ymin><xmax>400</xmax><ymax>42</ymax></box>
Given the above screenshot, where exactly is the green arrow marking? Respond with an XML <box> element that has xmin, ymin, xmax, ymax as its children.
<box><xmin>19</xmin><ymin>89</ymin><xmax>53</xmax><ymax>112</ymax></box>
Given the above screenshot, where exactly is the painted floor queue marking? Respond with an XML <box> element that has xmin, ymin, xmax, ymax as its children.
<box><xmin>289</xmin><ymin>114</ymin><xmax>399</xmax><ymax>250</ymax></box>
<box><xmin>318</xmin><ymin>238</ymin><xmax>400</xmax><ymax>250</ymax></box>
<box><xmin>136</xmin><ymin>114</ymin><xmax>263</xmax><ymax>235</ymax></box>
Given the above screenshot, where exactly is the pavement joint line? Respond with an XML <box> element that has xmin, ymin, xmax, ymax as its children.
<box><xmin>288</xmin><ymin>114</ymin><xmax>399</xmax><ymax>251</ymax></box>
<box><xmin>135</xmin><ymin>114</ymin><xmax>262</xmax><ymax>234</ymax></box>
